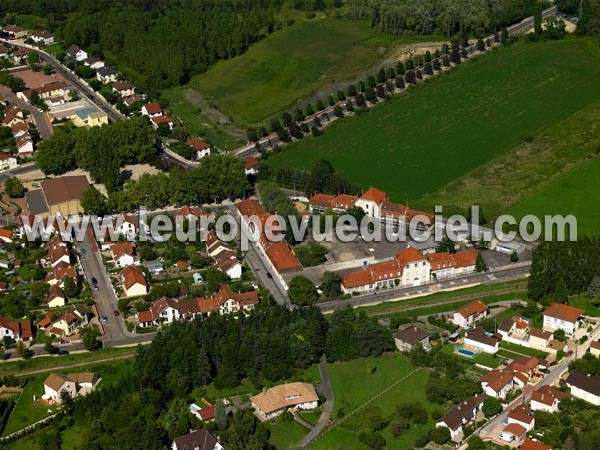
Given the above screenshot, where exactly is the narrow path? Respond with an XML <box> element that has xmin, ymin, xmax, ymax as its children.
<box><xmin>297</xmin><ymin>355</ymin><xmax>334</xmax><ymax>448</ymax></box>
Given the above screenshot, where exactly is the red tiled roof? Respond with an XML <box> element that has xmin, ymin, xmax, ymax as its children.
<box><xmin>530</xmin><ymin>327</ymin><xmax>552</xmax><ymax>340</ymax></box>
<box><xmin>332</xmin><ymin>194</ymin><xmax>357</xmax><ymax>209</ymax></box>
<box><xmin>309</xmin><ymin>193</ymin><xmax>334</xmax><ymax>209</ymax></box>
<box><xmin>456</xmin><ymin>300</ymin><xmax>488</xmax><ymax>318</ymax></box>
<box><xmin>143</xmin><ymin>102</ymin><xmax>162</xmax><ymax>115</ymax></box>
<box><xmin>121</xmin><ymin>265</ymin><xmax>147</xmax><ymax>290</ymax></box>
<box><xmin>395</xmin><ymin>245</ymin><xmax>426</xmax><ymax>265</ymax></box>
<box><xmin>111</xmin><ymin>242</ymin><xmax>135</xmax><ymax>259</ymax></box>
<box><xmin>0</xmin><ymin>228</ymin><xmax>14</xmax><ymax>240</ymax></box>
<box><xmin>508</xmin><ymin>404</ymin><xmax>534</xmax><ymax>425</ymax></box>
<box><xmin>244</xmin><ymin>156</ymin><xmax>259</xmax><ymax>170</ymax></box>
<box><xmin>187</xmin><ymin>137</ymin><xmax>211</xmax><ymax>151</ymax></box>
<box><xmin>198</xmin><ymin>405</ymin><xmax>215</xmax><ymax>421</ymax></box>
<box><xmin>137</xmin><ymin>310</ymin><xmax>154</xmax><ymax>323</ymax></box>
<box><xmin>503</xmin><ymin>423</ymin><xmax>527</xmax><ymax>437</ymax></box>
<box><xmin>360</xmin><ymin>187</ymin><xmax>387</xmax><ymax>204</ymax></box>
<box><xmin>520</xmin><ymin>438</ymin><xmax>551</xmax><ymax>450</ymax></box>
<box><xmin>265</xmin><ymin>242</ymin><xmax>302</xmax><ymax>273</ymax></box>
<box><xmin>543</xmin><ymin>302</ymin><xmax>584</xmax><ymax>323</ymax></box>
<box><xmin>151</xmin><ymin>115</ymin><xmax>173</xmax><ymax>125</ymax></box>
<box><xmin>531</xmin><ymin>385</ymin><xmax>568</xmax><ymax>406</ymax></box>
<box><xmin>236</xmin><ymin>199</ymin><xmax>265</xmax><ymax>216</ymax></box>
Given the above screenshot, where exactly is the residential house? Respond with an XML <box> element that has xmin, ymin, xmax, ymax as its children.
<box><xmin>4</xmin><ymin>25</ymin><xmax>28</xmax><ymax>40</ymax></box>
<box><xmin>143</xmin><ymin>260</ymin><xmax>164</xmax><ymax>275</ymax></box>
<box><xmin>205</xmin><ymin>230</ymin><xmax>232</xmax><ymax>257</ymax></box>
<box><xmin>44</xmin><ymin>305</ymin><xmax>88</xmax><ymax>337</ymax></box>
<box><xmin>45</xmin><ymin>261</ymin><xmax>78</xmax><ymax>288</ymax></box>
<box><xmin>123</xmin><ymin>94</ymin><xmax>143</xmax><ymax>108</ymax></box>
<box><xmin>171</xmin><ymin>430</ymin><xmax>223</xmax><ymax>450</ymax></box>
<box><xmin>529</xmin><ymin>328</ymin><xmax>553</xmax><ymax>352</ymax></box>
<box><xmin>500</xmin><ymin>423</ymin><xmax>527</xmax><ymax>443</ymax></box>
<box><xmin>507</xmin><ymin>404</ymin><xmax>535</xmax><ymax>431</ymax></box>
<box><xmin>565</xmin><ymin>371</ymin><xmax>600</xmax><ymax>406</ymax></box>
<box><xmin>11</xmin><ymin>48</ymin><xmax>32</xmax><ymax>65</ymax></box>
<box><xmin>66</xmin><ymin>45</ymin><xmax>88</xmax><ymax>61</ymax></box>
<box><xmin>506</xmin><ymin>356</ymin><xmax>542</xmax><ymax>382</ymax></box>
<box><xmin>546</xmin><ymin>339</ymin><xmax>568</xmax><ymax>357</ymax></box>
<box><xmin>16</xmin><ymin>134</ymin><xmax>34</xmax><ymax>156</ymax></box>
<box><xmin>250</xmin><ymin>382</ymin><xmax>319</xmax><ymax>421</ymax></box>
<box><xmin>47</xmin><ymin>284</ymin><xmax>66</xmax><ymax>308</ymax></box>
<box><xmin>188</xmin><ymin>403</ymin><xmax>215</xmax><ymax>422</ymax></box>
<box><xmin>0</xmin><ymin>316</ymin><xmax>32</xmax><ymax>342</ymax></box>
<box><xmin>83</xmin><ymin>56</ymin><xmax>104</xmax><ymax>70</ymax></box>
<box><xmin>121</xmin><ymin>265</ymin><xmax>148</xmax><ymax>297</ymax></box>
<box><xmin>543</xmin><ymin>302</ymin><xmax>584</xmax><ymax>336</ymax></box>
<box><xmin>480</xmin><ymin>369</ymin><xmax>514</xmax><ymax>398</ymax></box>
<box><xmin>2</xmin><ymin>105</ymin><xmax>25</xmax><ymax>127</ymax></box>
<box><xmin>18</xmin><ymin>81</ymin><xmax>69</xmax><ymax>102</ymax></box>
<box><xmin>71</xmin><ymin>107</ymin><xmax>108</xmax><ymax>128</ymax></box>
<box><xmin>0</xmin><ymin>45</ymin><xmax>8</xmax><ymax>58</ymax></box>
<box><xmin>520</xmin><ymin>438</ymin><xmax>552</xmax><ymax>450</ymax></box>
<box><xmin>215</xmin><ymin>250</ymin><xmax>243</xmax><ymax>279</ymax></box>
<box><xmin>451</xmin><ymin>301</ymin><xmax>489</xmax><ymax>328</ymax></box>
<box><xmin>436</xmin><ymin>395</ymin><xmax>486</xmax><ymax>440</ymax></box>
<box><xmin>135</xmin><ymin>284</ymin><xmax>259</xmax><ymax>328</ymax></box>
<box><xmin>590</xmin><ymin>340</ymin><xmax>600</xmax><ymax>357</ymax></box>
<box><xmin>355</xmin><ymin>186</ymin><xmax>388</xmax><ymax>218</ymax></box>
<box><xmin>464</xmin><ymin>327</ymin><xmax>499</xmax><ymax>354</ymax></box>
<box><xmin>151</xmin><ymin>115</ymin><xmax>174</xmax><ymax>130</ymax></box>
<box><xmin>394</xmin><ymin>326</ymin><xmax>431</xmax><ymax>352</ymax></box>
<box><xmin>96</xmin><ymin>67</ymin><xmax>118</xmax><ymax>84</ymax></box>
<box><xmin>112</xmin><ymin>81</ymin><xmax>135</xmax><ymax>97</ymax></box>
<box><xmin>428</xmin><ymin>251</ymin><xmax>478</xmax><ymax>279</ymax></box>
<box><xmin>30</xmin><ymin>31</ymin><xmax>54</xmax><ymax>45</ymax></box>
<box><xmin>0</xmin><ymin>228</ymin><xmax>14</xmax><ymax>244</ymax></box>
<box><xmin>530</xmin><ymin>385</ymin><xmax>569</xmax><ymax>412</ymax></box>
<box><xmin>244</xmin><ymin>156</ymin><xmax>259</xmax><ymax>175</ymax></box>
<box><xmin>497</xmin><ymin>316</ymin><xmax>531</xmax><ymax>343</ymax></box>
<box><xmin>141</xmin><ymin>102</ymin><xmax>163</xmax><ymax>118</ymax></box>
<box><xmin>10</xmin><ymin>121</ymin><xmax>29</xmax><ymax>138</ymax></box>
<box><xmin>110</xmin><ymin>242</ymin><xmax>137</xmax><ymax>267</ymax></box>
<box><xmin>43</xmin><ymin>372</ymin><xmax>99</xmax><ymax>403</ymax></box>
<box><xmin>187</xmin><ymin>138</ymin><xmax>211</xmax><ymax>159</ymax></box>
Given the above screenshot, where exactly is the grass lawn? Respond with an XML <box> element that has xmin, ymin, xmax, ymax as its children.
<box><xmin>312</xmin><ymin>370</ymin><xmax>441</xmax><ymax>450</ymax></box>
<box><xmin>327</xmin><ymin>353</ymin><xmax>414</xmax><ymax>416</ymax></box>
<box><xmin>1</xmin><ymin>360</ymin><xmax>133</xmax><ymax>437</ymax></box>
<box><xmin>267</xmin><ymin>39</ymin><xmax>600</xmax><ymax>204</ymax></box>
<box><xmin>568</xmin><ymin>295</ymin><xmax>600</xmax><ymax>317</ymax></box>
<box><xmin>0</xmin><ymin>346</ymin><xmax>137</xmax><ymax>378</ymax></box>
<box><xmin>473</xmin><ymin>352</ymin><xmax>502</xmax><ymax>369</ymax></box>
<box><xmin>505</xmin><ymin>154</ymin><xmax>600</xmax><ymax>236</ymax></box>
<box><xmin>187</xmin><ymin>16</ymin><xmax>443</xmax><ymax>125</ymax></box>
<box><xmin>499</xmin><ymin>341</ymin><xmax>547</xmax><ymax>359</ymax></box>
<box><xmin>267</xmin><ymin>415</ymin><xmax>309</xmax><ymax>450</ymax></box>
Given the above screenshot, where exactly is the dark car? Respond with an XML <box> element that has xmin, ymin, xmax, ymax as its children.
<box><xmin>101</xmin><ymin>316</ymin><xmax>108</xmax><ymax>323</ymax></box>
<box><xmin>57</xmin><ymin>350</ymin><xmax>70</xmax><ymax>356</ymax></box>
<box><xmin>540</xmin><ymin>368</ymin><xmax>551</xmax><ymax>374</ymax></box>
<box><xmin>91</xmin><ymin>277</ymin><xmax>98</xmax><ymax>285</ymax></box>
<box><xmin>266</xmin><ymin>272</ymin><xmax>273</xmax><ymax>279</ymax></box>
<box><xmin>114</xmin><ymin>310</ymin><xmax>120</xmax><ymax>316</ymax></box>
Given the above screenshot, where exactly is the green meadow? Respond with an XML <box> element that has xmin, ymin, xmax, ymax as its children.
<box><xmin>266</xmin><ymin>39</ymin><xmax>600</xmax><ymax>206</ymax></box>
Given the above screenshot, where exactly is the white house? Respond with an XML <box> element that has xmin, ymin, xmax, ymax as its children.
<box><xmin>171</xmin><ymin>430</ymin><xmax>223</xmax><ymax>450</ymax></box>
<box><xmin>436</xmin><ymin>396</ymin><xmax>486</xmax><ymax>440</ymax></box>
<box><xmin>30</xmin><ymin>31</ymin><xmax>54</xmax><ymax>45</ymax></box>
<box><xmin>3</xmin><ymin>25</ymin><xmax>28</xmax><ymax>40</ymax></box>
<box><xmin>565</xmin><ymin>371</ymin><xmax>600</xmax><ymax>406</ymax></box>
<box><xmin>96</xmin><ymin>67</ymin><xmax>118</xmax><ymax>84</ymax></box>
<box><xmin>244</xmin><ymin>156</ymin><xmax>259</xmax><ymax>175</ymax></box>
<box><xmin>355</xmin><ymin>186</ymin><xmax>388</xmax><ymax>218</ymax></box>
<box><xmin>0</xmin><ymin>316</ymin><xmax>32</xmax><ymax>341</ymax></box>
<box><xmin>529</xmin><ymin>327</ymin><xmax>553</xmax><ymax>351</ymax></box>
<box><xmin>110</xmin><ymin>242</ymin><xmax>137</xmax><ymax>267</ymax></box>
<box><xmin>66</xmin><ymin>44</ymin><xmax>88</xmax><ymax>62</ymax></box>
<box><xmin>47</xmin><ymin>284</ymin><xmax>67</xmax><ymax>308</ymax></box>
<box><xmin>500</xmin><ymin>423</ymin><xmax>527</xmax><ymax>443</ymax></box>
<box><xmin>83</xmin><ymin>56</ymin><xmax>105</xmax><ymax>70</ymax></box>
<box><xmin>464</xmin><ymin>327</ymin><xmax>499</xmax><ymax>354</ymax></box>
<box><xmin>112</xmin><ymin>81</ymin><xmax>135</xmax><ymax>97</ymax></box>
<box><xmin>215</xmin><ymin>251</ymin><xmax>243</xmax><ymax>279</ymax></box>
<box><xmin>394</xmin><ymin>326</ymin><xmax>431</xmax><ymax>352</ymax></box>
<box><xmin>480</xmin><ymin>369</ymin><xmax>514</xmax><ymax>398</ymax></box>
<box><xmin>530</xmin><ymin>385</ymin><xmax>568</xmax><ymax>413</ymax></box>
<box><xmin>16</xmin><ymin>134</ymin><xmax>34</xmax><ymax>156</ymax></box>
<box><xmin>187</xmin><ymin>137</ymin><xmax>211</xmax><ymax>159</ymax></box>
<box><xmin>0</xmin><ymin>228</ymin><xmax>14</xmax><ymax>244</ymax></box>
<box><xmin>250</xmin><ymin>382</ymin><xmax>318</xmax><ymax>421</ymax></box>
<box><xmin>543</xmin><ymin>302</ymin><xmax>584</xmax><ymax>336</ymax></box>
<box><xmin>451</xmin><ymin>300</ymin><xmax>489</xmax><ymax>328</ymax></box>
<box><xmin>43</xmin><ymin>372</ymin><xmax>99</xmax><ymax>403</ymax></box>
<box><xmin>141</xmin><ymin>102</ymin><xmax>163</xmax><ymax>118</ymax></box>
<box><xmin>507</xmin><ymin>404</ymin><xmax>535</xmax><ymax>431</ymax></box>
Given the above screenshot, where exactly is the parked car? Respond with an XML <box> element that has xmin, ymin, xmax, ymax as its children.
<box><xmin>57</xmin><ymin>350</ymin><xmax>69</xmax><ymax>356</ymax></box>
<box><xmin>101</xmin><ymin>316</ymin><xmax>108</xmax><ymax>323</ymax></box>
<box><xmin>266</xmin><ymin>272</ymin><xmax>273</xmax><ymax>279</ymax></box>
<box><xmin>114</xmin><ymin>310</ymin><xmax>120</xmax><ymax>316</ymax></box>
<box><xmin>540</xmin><ymin>368</ymin><xmax>551</xmax><ymax>374</ymax></box>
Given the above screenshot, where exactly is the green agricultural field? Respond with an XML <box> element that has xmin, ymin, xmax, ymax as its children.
<box><xmin>505</xmin><ymin>155</ymin><xmax>600</xmax><ymax>236</ymax></box>
<box><xmin>186</xmin><ymin>16</ymin><xmax>442</xmax><ymax>125</ymax></box>
<box><xmin>267</xmin><ymin>39</ymin><xmax>600</xmax><ymax>204</ymax></box>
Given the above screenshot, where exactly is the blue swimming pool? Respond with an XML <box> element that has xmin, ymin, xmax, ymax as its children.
<box><xmin>458</xmin><ymin>348</ymin><xmax>476</xmax><ymax>357</ymax></box>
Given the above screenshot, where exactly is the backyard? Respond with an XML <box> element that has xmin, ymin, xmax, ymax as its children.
<box><xmin>266</xmin><ymin>39</ymin><xmax>600</xmax><ymax>204</ymax></box>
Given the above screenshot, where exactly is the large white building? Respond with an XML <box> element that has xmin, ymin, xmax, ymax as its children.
<box><xmin>566</xmin><ymin>371</ymin><xmax>600</xmax><ymax>406</ymax></box>
<box><xmin>543</xmin><ymin>302</ymin><xmax>584</xmax><ymax>336</ymax></box>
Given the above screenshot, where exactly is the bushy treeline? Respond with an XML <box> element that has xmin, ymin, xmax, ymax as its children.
<box><xmin>343</xmin><ymin>0</ymin><xmax>544</xmax><ymax>36</ymax></box>
<box><xmin>528</xmin><ymin>237</ymin><xmax>600</xmax><ymax>301</ymax></box>
<box><xmin>35</xmin><ymin>117</ymin><xmax>156</xmax><ymax>193</ymax></box>
<box><xmin>557</xmin><ymin>0</ymin><xmax>600</xmax><ymax>36</ymax></box>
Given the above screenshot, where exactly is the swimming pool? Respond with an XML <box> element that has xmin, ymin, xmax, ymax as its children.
<box><xmin>458</xmin><ymin>348</ymin><xmax>476</xmax><ymax>357</ymax></box>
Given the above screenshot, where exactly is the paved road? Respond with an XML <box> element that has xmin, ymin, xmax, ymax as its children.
<box><xmin>0</xmin><ymin>86</ymin><xmax>53</xmax><ymax>139</ymax></box>
<box><xmin>0</xmin><ymin>161</ymin><xmax>39</xmax><ymax>182</ymax></box>
<box><xmin>243</xmin><ymin>240</ymin><xmax>291</xmax><ymax>307</ymax></box>
<box><xmin>318</xmin><ymin>263</ymin><xmax>530</xmax><ymax>312</ymax></box>
<box><xmin>1</xmin><ymin>39</ymin><xmax>125</xmax><ymax>123</ymax></box>
<box><xmin>78</xmin><ymin>230</ymin><xmax>134</xmax><ymax>343</ymax></box>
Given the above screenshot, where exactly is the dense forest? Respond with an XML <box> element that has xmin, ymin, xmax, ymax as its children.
<box><xmin>528</xmin><ymin>236</ymin><xmax>600</xmax><ymax>301</ymax></box>
<box><xmin>24</xmin><ymin>304</ymin><xmax>393</xmax><ymax>449</ymax></box>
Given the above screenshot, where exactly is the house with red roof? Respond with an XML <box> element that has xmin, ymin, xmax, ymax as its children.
<box><xmin>543</xmin><ymin>302</ymin><xmax>584</xmax><ymax>336</ymax></box>
<box><xmin>520</xmin><ymin>438</ymin><xmax>551</xmax><ymax>450</ymax></box>
<box><xmin>244</xmin><ymin>156</ymin><xmax>259</xmax><ymax>175</ymax></box>
<box><xmin>0</xmin><ymin>228</ymin><xmax>14</xmax><ymax>244</ymax></box>
<box><xmin>110</xmin><ymin>242</ymin><xmax>137</xmax><ymax>267</ymax></box>
<box><xmin>530</xmin><ymin>385</ymin><xmax>569</xmax><ymax>413</ymax></box>
<box><xmin>452</xmin><ymin>300</ymin><xmax>489</xmax><ymax>328</ymax></box>
<box><xmin>355</xmin><ymin>187</ymin><xmax>388</xmax><ymax>217</ymax></box>
<box><xmin>500</xmin><ymin>422</ymin><xmax>527</xmax><ymax>444</ymax></box>
<box><xmin>0</xmin><ymin>315</ymin><xmax>32</xmax><ymax>342</ymax></box>
<box><xmin>43</xmin><ymin>305</ymin><xmax>88</xmax><ymax>337</ymax></box>
<box><xmin>47</xmin><ymin>284</ymin><xmax>66</xmax><ymax>308</ymax></box>
<box><xmin>141</xmin><ymin>102</ymin><xmax>163</xmax><ymax>118</ymax></box>
<box><xmin>187</xmin><ymin>137</ymin><xmax>212</xmax><ymax>159</ymax></box>
<box><xmin>121</xmin><ymin>265</ymin><xmax>148</xmax><ymax>297</ymax></box>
